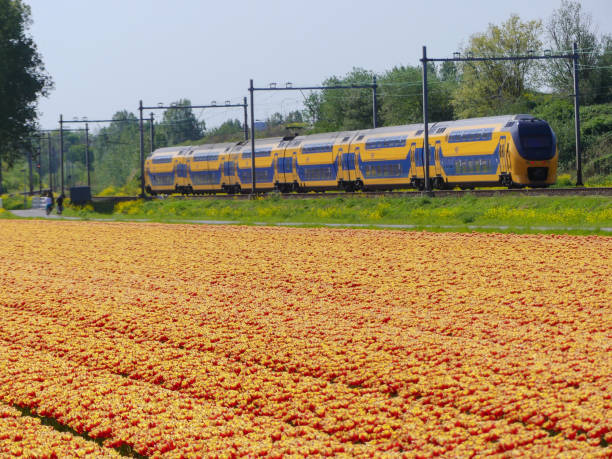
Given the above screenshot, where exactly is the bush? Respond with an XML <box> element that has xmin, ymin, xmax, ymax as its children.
<box><xmin>0</xmin><ymin>194</ymin><xmax>31</xmax><ymax>210</ymax></box>
<box><xmin>556</xmin><ymin>174</ymin><xmax>573</xmax><ymax>187</ymax></box>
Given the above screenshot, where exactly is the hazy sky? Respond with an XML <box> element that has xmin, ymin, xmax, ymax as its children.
<box><xmin>27</xmin><ymin>0</ymin><xmax>612</xmax><ymax>131</ymax></box>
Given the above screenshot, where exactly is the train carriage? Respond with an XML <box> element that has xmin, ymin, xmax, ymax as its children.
<box><xmin>272</xmin><ymin>137</ymin><xmax>297</xmax><ymax>192</ymax></box>
<box><xmin>410</xmin><ymin>115</ymin><xmax>557</xmax><ymax>189</ymax></box>
<box><xmin>354</xmin><ymin>125</ymin><xmax>420</xmax><ymax>191</ymax></box>
<box><xmin>188</xmin><ymin>143</ymin><xmax>234</xmax><ymax>194</ymax></box>
<box><xmin>236</xmin><ymin>138</ymin><xmax>279</xmax><ymax>192</ymax></box>
<box><xmin>145</xmin><ymin>146</ymin><xmax>192</xmax><ymax>195</ymax></box>
<box><xmin>289</xmin><ymin>132</ymin><xmax>352</xmax><ymax>191</ymax></box>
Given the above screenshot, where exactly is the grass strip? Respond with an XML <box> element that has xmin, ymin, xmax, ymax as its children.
<box><xmin>61</xmin><ymin>194</ymin><xmax>612</xmax><ymax>235</ymax></box>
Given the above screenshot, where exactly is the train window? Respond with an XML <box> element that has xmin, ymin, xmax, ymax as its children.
<box><xmin>242</xmin><ymin>149</ymin><xmax>272</xmax><ymax>159</ymax></box>
<box><xmin>152</xmin><ymin>156</ymin><xmax>173</xmax><ymax>164</ymax></box>
<box><xmin>303</xmin><ymin>143</ymin><xmax>333</xmax><ymax>154</ymax></box>
<box><xmin>356</xmin><ymin>135</ymin><xmax>364</xmax><ymax>141</ymax></box>
<box><xmin>505</xmin><ymin>121</ymin><xmax>515</xmax><ymax>128</ymax></box>
<box><xmin>449</xmin><ymin>128</ymin><xmax>494</xmax><ymax>143</ymax></box>
<box><xmin>415</xmin><ymin>130</ymin><xmax>423</xmax><ymax>136</ymax></box>
<box><xmin>366</xmin><ymin>136</ymin><xmax>407</xmax><ymax>150</ymax></box>
<box><xmin>436</xmin><ymin>127</ymin><xmax>446</xmax><ymax>134</ymax></box>
<box><xmin>522</xmin><ymin>136</ymin><xmax>551</xmax><ymax>149</ymax></box>
<box><xmin>342</xmin><ymin>136</ymin><xmax>350</xmax><ymax>142</ymax></box>
<box><xmin>194</xmin><ymin>153</ymin><xmax>219</xmax><ymax>162</ymax></box>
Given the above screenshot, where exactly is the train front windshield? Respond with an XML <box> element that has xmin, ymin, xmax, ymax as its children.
<box><xmin>518</xmin><ymin>122</ymin><xmax>555</xmax><ymax>160</ymax></box>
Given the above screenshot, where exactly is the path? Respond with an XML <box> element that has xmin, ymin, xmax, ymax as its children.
<box><xmin>6</xmin><ymin>209</ymin><xmax>611</xmax><ymax>232</ymax></box>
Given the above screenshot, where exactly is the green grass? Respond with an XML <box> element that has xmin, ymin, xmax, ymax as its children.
<box><xmin>0</xmin><ymin>208</ymin><xmax>14</xmax><ymax>218</ymax></box>
<box><xmin>0</xmin><ymin>194</ymin><xmax>32</xmax><ymax>210</ymax></box>
<box><xmin>60</xmin><ymin>194</ymin><xmax>612</xmax><ymax>235</ymax></box>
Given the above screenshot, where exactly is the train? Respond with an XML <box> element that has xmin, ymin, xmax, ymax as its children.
<box><xmin>144</xmin><ymin>114</ymin><xmax>558</xmax><ymax>195</ymax></box>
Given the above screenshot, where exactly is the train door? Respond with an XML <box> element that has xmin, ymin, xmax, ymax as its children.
<box><xmin>273</xmin><ymin>152</ymin><xmax>279</xmax><ymax>185</ymax></box>
<box><xmin>172</xmin><ymin>158</ymin><xmax>178</xmax><ymax>190</ymax></box>
<box><xmin>224</xmin><ymin>159</ymin><xmax>234</xmax><ymax>187</ymax></box>
<box><xmin>343</xmin><ymin>148</ymin><xmax>356</xmax><ymax>182</ymax></box>
<box><xmin>434</xmin><ymin>141</ymin><xmax>442</xmax><ymax>177</ymax></box>
<box><xmin>499</xmin><ymin>136</ymin><xmax>508</xmax><ymax>172</ymax></box>
<box><xmin>292</xmin><ymin>151</ymin><xmax>298</xmax><ymax>187</ymax></box>
<box><xmin>337</xmin><ymin>147</ymin><xmax>345</xmax><ymax>182</ymax></box>
<box><xmin>220</xmin><ymin>158</ymin><xmax>226</xmax><ymax>190</ymax></box>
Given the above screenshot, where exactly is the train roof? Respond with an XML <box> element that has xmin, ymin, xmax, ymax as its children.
<box><xmin>148</xmin><ymin>146</ymin><xmax>192</xmax><ymax>159</ymax></box>
<box><xmin>190</xmin><ymin>142</ymin><xmax>235</xmax><ymax>154</ymax></box>
<box><xmin>231</xmin><ymin>137</ymin><xmax>284</xmax><ymax>152</ymax></box>
<box><xmin>147</xmin><ymin>115</ymin><xmax>542</xmax><ymax>156</ymax></box>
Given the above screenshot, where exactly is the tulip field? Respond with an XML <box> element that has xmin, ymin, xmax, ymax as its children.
<box><xmin>0</xmin><ymin>220</ymin><xmax>610</xmax><ymax>458</ymax></box>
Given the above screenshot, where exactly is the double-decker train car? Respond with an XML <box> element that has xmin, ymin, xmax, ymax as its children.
<box><xmin>144</xmin><ymin>114</ymin><xmax>557</xmax><ymax>194</ymax></box>
<box><xmin>144</xmin><ymin>146</ymin><xmax>192</xmax><ymax>195</ymax></box>
<box><xmin>234</xmin><ymin>137</ymin><xmax>280</xmax><ymax>193</ymax></box>
<box><xmin>185</xmin><ymin>142</ymin><xmax>234</xmax><ymax>194</ymax></box>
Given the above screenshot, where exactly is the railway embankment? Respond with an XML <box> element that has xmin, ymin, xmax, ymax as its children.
<box><xmin>29</xmin><ymin>193</ymin><xmax>607</xmax><ymax>235</ymax></box>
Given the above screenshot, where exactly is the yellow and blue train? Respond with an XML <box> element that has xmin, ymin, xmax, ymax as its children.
<box><xmin>144</xmin><ymin>114</ymin><xmax>557</xmax><ymax>195</ymax></box>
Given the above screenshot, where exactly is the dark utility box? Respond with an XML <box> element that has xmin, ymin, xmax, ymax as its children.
<box><xmin>70</xmin><ymin>186</ymin><xmax>92</xmax><ymax>205</ymax></box>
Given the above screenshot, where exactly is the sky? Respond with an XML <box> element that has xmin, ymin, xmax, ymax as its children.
<box><xmin>27</xmin><ymin>0</ymin><xmax>612</xmax><ymax>131</ymax></box>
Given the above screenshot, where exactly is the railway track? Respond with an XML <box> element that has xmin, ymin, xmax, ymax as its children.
<box><xmin>92</xmin><ymin>187</ymin><xmax>612</xmax><ymax>203</ymax></box>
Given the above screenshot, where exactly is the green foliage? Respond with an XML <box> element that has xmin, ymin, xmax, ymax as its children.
<box><xmin>306</xmin><ymin>68</ymin><xmax>377</xmax><ymax>131</ymax></box>
<box><xmin>63</xmin><ymin>195</ymin><xmax>612</xmax><ymax>235</ymax></box>
<box><xmin>160</xmin><ymin>99</ymin><xmax>205</xmax><ymax>146</ymax></box>
<box><xmin>198</xmin><ymin>119</ymin><xmax>245</xmax><ymax>143</ymax></box>
<box><xmin>0</xmin><ymin>0</ymin><xmax>53</xmax><ymax>165</ymax></box>
<box><xmin>583</xmin><ymin>130</ymin><xmax>612</xmax><ymax>179</ymax></box>
<box><xmin>379</xmin><ymin>64</ymin><xmax>455</xmax><ymax>125</ymax></box>
<box><xmin>90</xmin><ymin>111</ymin><xmax>141</xmax><ymax>192</ymax></box>
<box><xmin>545</xmin><ymin>0</ymin><xmax>609</xmax><ymax>104</ymax></box>
<box><xmin>452</xmin><ymin>15</ymin><xmax>543</xmax><ymax>118</ymax></box>
<box><xmin>0</xmin><ymin>193</ymin><xmax>31</xmax><ymax>210</ymax></box>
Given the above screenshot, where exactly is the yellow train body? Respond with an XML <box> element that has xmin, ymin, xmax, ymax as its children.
<box><xmin>144</xmin><ymin>114</ymin><xmax>557</xmax><ymax>195</ymax></box>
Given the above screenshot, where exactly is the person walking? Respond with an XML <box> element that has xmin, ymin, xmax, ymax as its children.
<box><xmin>44</xmin><ymin>192</ymin><xmax>53</xmax><ymax>215</ymax></box>
<box><xmin>56</xmin><ymin>193</ymin><xmax>64</xmax><ymax>215</ymax></box>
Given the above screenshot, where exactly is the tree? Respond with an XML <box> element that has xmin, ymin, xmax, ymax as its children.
<box><xmin>452</xmin><ymin>15</ymin><xmax>542</xmax><ymax>118</ymax></box>
<box><xmin>161</xmin><ymin>99</ymin><xmax>205</xmax><ymax>145</ymax></box>
<box><xmin>200</xmin><ymin>119</ymin><xmax>244</xmax><ymax>143</ymax></box>
<box><xmin>91</xmin><ymin>111</ymin><xmax>142</xmax><ymax>190</ymax></box>
<box><xmin>545</xmin><ymin>0</ymin><xmax>601</xmax><ymax>103</ymax></box>
<box><xmin>0</xmin><ymin>0</ymin><xmax>53</xmax><ymax>190</ymax></box>
<box><xmin>379</xmin><ymin>64</ymin><xmax>455</xmax><ymax>126</ymax></box>
<box><xmin>304</xmin><ymin>68</ymin><xmax>377</xmax><ymax>132</ymax></box>
<box><xmin>594</xmin><ymin>36</ymin><xmax>612</xmax><ymax>103</ymax></box>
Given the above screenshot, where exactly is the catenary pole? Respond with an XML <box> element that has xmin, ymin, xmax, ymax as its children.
<box><xmin>138</xmin><ymin>100</ymin><xmax>145</xmax><ymax>196</ymax></box>
<box><xmin>47</xmin><ymin>133</ymin><xmax>53</xmax><ymax>192</ymax></box>
<box><xmin>59</xmin><ymin>115</ymin><xmax>64</xmax><ymax>195</ymax></box>
<box><xmin>85</xmin><ymin>123</ymin><xmax>90</xmax><ymax>188</ymax></box>
<box><xmin>150</xmin><ymin>113</ymin><xmax>155</xmax><ymax>153</ymax></box>
<box><xmin>249</xmin><ymin>79</ymin><xmax>256</xmax><ymax>195</ymax></box>
<box><xmin>422</xmin><ymin>46</ymin><xmax>431</xmax><ymax>192</ymax></box>
<box><xmin>372</xmin><ymin>75</ymin><xmax>378</xmax><ymax>128</ymax></box>
<box><xmin>27</xmin><ymin>149</ymin><xmax>33</xmax><ymax>194</ymax></box>
<box><xmin>37</xmin><ymin>141</ymin><xmax>42</xmax><ymax>194</ymax></box>
<box><xmin>572</xmin><ymin>42</ymin><xmax>583</xmax><ymax>187</ymax></box>
<box><xmin>243</xmin><ymin>97</ymin><xmax>249</xmax><ymax>141</ymax></box>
